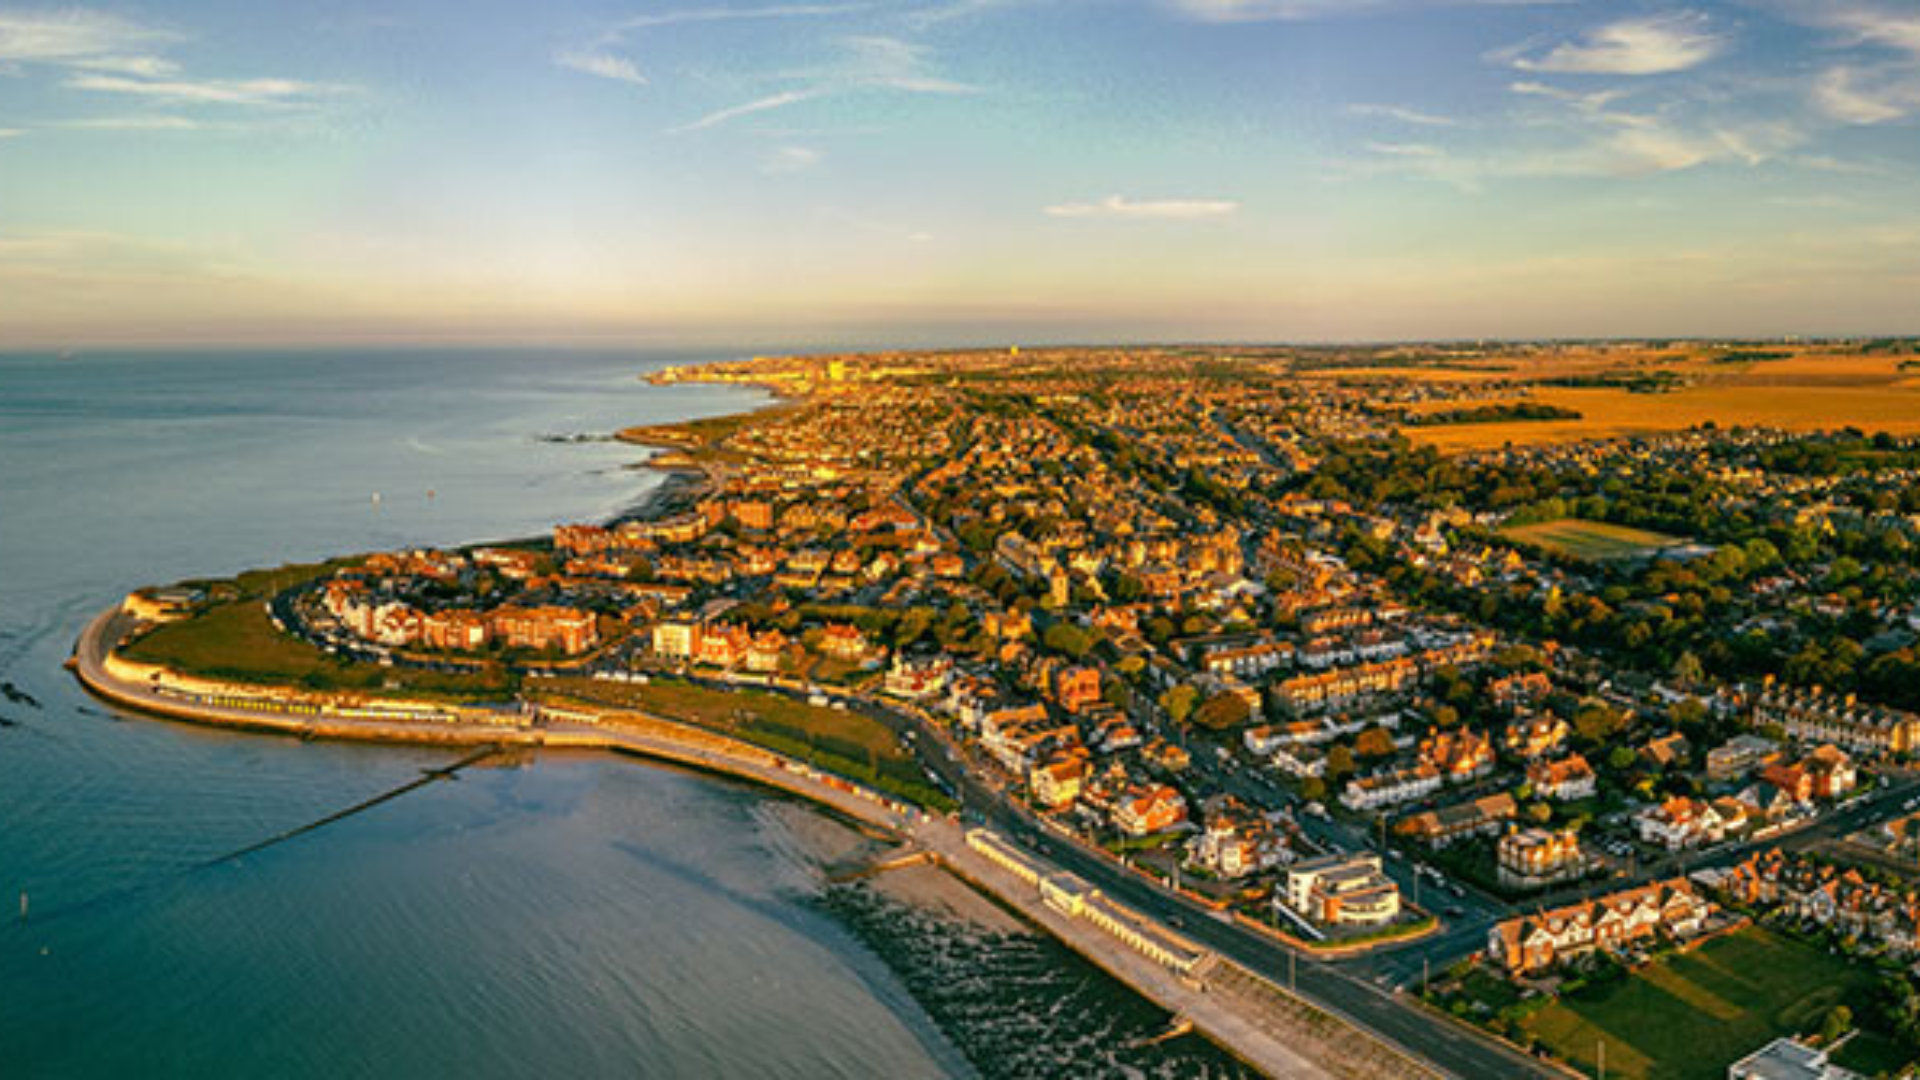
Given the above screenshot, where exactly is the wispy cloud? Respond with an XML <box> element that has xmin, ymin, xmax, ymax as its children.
<box><xmin>1366</xmin><ymin>140</ymin><xmax>1444</xmax><ymax>157</ymax></box>
<box><xmin>1813</xmin><ymin>64</ymin><xmax>1920</xmax><ymax>123</ymax></box>
<box><xmin>65</xmin><ymin>73</ymin><xmax>340</xmax><ymax>108</ymax></box>
<box><xmin>555</xmin><ymin>49</ymin><xmax>647</xmax><ymax>85</ymax></box>
<box><xmin>673</xmin><ymin>35</ymin><xmax>975</xmax><ymax>133</ymax></box>
<box><xmin>1171</xmin><ymin>0</ymin><xmax>1565</xmax><ymax>22</ymax></box>
<box><xmin>3</xmin><ymin>9</ymin><xmax>348</xmax><ymax>121</ymax></box>
<box><xmin>618</xmin><ymin>4</ymin><xmax>869</xmax><ymax>32</ymax></box>
<box><xmin>1045</xmin><ymin>194</ymin><xmax>1240</xmax><ymax>220</ymax></box>
<box><xmin>0</xmin><ymin>127</ymin><xmax>24</xmax><ymax>138</ymax></box>
<box><xmin>760</xmin><ymin>144</ymin><xmax>824</xmax><ymax>173</ymax></box>
<box><xmin>1507</xmin><ymin>12</ymin><xmax>1725</xmax><ymax>76</ymax></box>
<box><xmin>1347</xmin><ymin>103</ymin><xmax>1458</xmax><ymax>127</ymax></box>
<box><xmin>673</xmin><ymin>89</ymin><xmax>820</xmax><ymax>133</ymax></box>
<box><xmin>1776</xmin><ymin>3</ymin><xmax>1920</xmax><ymax>123</ymax></box>
<box><xmin>0</xmin><ymin>10</ymin><xmax>176</xmax><ymax>63</ymax></box>
<box><xmin>62</xmin><ymin>114</ymin><xmax>202</xmax><ymax>131</ymax></box>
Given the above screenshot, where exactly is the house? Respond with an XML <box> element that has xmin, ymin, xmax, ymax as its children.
<box><xmin>1635</xmin><ymin>796</ymin><xmax>1725</xmax><ymax>850</ymax></box>
<box><xmin>1054</xmin><ymin>665</ymin><xmax>1103</xmax><ymax>714</ymax></box>
<box><xmin>1030</xmin><ymin>756</ymin><xmax>1089</xmax><ymax>810</ymax></box>
<box><xmin>1490</xmin><ymin>671</ymin><xmax>1553</xmax><ymax>712</ymax></box>
<box><xmin>1529</xmin><ymin>754</ymin><xmax>1597</xmax><ymax>801</ymax></box>
<box><xmin>1706</xmin><ymin>734</ymin><xmax>1780</xmax><ymax>780</ymax></box>
<box><xmin>817</xmin><ymin>622</ymin><xmax>873</xmax><ymax>663</ymax></box>
<box><xmin>1396</xmin><ymin>793</ymin><xmax>1517</xmax><ymax>849</ymax></box>
<box><xmin>1497</xmin><ymin>827</ymin><xmax>1585</xmax><ymax>888</ymax></box>
<box><xmin>1803</xmin><ymin>744</ymin><xmax>1857</xmax><ymax>799</ymax></box>
<box><xmin>1187</xmin><ymin>797</ymin><xmax>1285</xmax><ymax>880</ymax></box>
<box><xmin>1752</xmin><ymin>680</ymin><xmax>1920</xmax><ymax>755</ymax></box>
<box><xmin>1487</xmin><ymin>878</ymin><xmax>1714</xmax><ymax>975</ymax></box>
<box><xmin>745</xmin><ymin>630</ymin><xmax>787</xmax><ymax>673</ymax></box>
<box><xmin>697</xmin><ymin>623</ymin><xmax>750</xmax><ymax>668</ymax></box>
<box><xmin>884</xmin><ymin>654</ymin><xmax>953</xmax><ymax>700</ymax></box>
<box><xmin>1282</xmin><ymin>853</ymin><xmax>1401</xmax><ymax>927</ymax></box>
<box><xmin>1342</xmin><ymin>764</ymin><xmax>1443</xmax><ymax>812</ymax></box>
<box><xmin>1113</xmin><ymin>784</ymin><xmax>1188</xmax><ymax>837</ymax></box>
<box><xmin>1421</xmin><ymin>729</ymin><xmax>1496</xmax><ymax>782</ymax></box>
<box><xmin>1502</xmin><ymin>714</ymin><xmax>1570</xmax><ymax>760</ymax></box>
<box><xmin>1641</xmin><ymin>732</ymin><xmax>1692</xmax><ymax>770</ymax></box>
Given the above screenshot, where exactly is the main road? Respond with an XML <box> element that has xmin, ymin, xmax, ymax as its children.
<box><xmin>699</xmin><ymin>670</ymin><xmax>1571</xmax><ymax>1080</ymax></box>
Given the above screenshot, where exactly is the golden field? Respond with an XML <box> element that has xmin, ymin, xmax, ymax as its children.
<box><xmin>1388</xmin><ymin>347</ymin><xmax>1920</xmax><ymax>451</ymax></box>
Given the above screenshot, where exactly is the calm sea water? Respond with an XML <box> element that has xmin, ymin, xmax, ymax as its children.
<box><xmin>0</xmin><ymin>348</ymin><xmax>1249</xmax><ymax>1078</ymax></box>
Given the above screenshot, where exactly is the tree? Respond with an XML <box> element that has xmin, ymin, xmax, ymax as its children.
<box><xmin>1159</xmin><ymin>684</ymin><xmax>1198</xmax><ymax>725</ymax></box>
<box><xmin>1821</xmin><ymin>1005</ymin><xmax>1853</xmax><ymax>1044</ymax></box>
<box><xmin>1325</xmin><ymin>745</ymin><xmax>1356</xmax><ymax>783</ymax></box>
<box><xmin>1607</xmin><ymin>746</ymin><xmax>1638</xmax><ymax>771</ymax></box>
<box><xmin>1527</xmin><ymin>801</ymin><xmax>1554</xmax><ymax>825</ymax></box>
<box><xmin>1194</xmin><ymin>693</ymin><xmax>1252</xmax><ymax>731</ymax></box>
<box><xmin>1670</xmin><ymin>651</ymin><xmax>1704</xmax><ymax>688</ymax></box>
<box><xmin>1042</xmin><ymin>621</ymin><xmax>1092</xmax><ymax>659</ymax></box>
<box><xmin>1300</xmin><ymin>777</ymin><xmax>1328</xmax><ymax>802</ymax></box>
<box><xmin>1355</xmin><ymin>725</ymin><xmax>1396</xmax><ymax>759</ymax></box>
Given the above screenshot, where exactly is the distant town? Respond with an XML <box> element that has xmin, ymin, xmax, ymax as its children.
<box><xmin>98</xmin><ymin>340</ymin><xmax>1920</xmax><ymax>1080</ymax></box>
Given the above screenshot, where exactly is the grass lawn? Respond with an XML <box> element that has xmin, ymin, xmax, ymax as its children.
<box><xmin>1502</xmin><ymin>518</ymin><xmax>1684</xmax><ymax>563</ymax></box>
<box><xmin>1520</xmin><ymin>927</ymin><xmax>1876</xmax><ymax>1080</ymax></box>
<box><xmin>1833</xmin><ymin>1030</ymin><xmax>1914</xmax><ymax>1078</ymax></box>
<box><xmin>536</xmin><ymin>675</ymin><xmax>955</xmax><ymax>811</ymax></box>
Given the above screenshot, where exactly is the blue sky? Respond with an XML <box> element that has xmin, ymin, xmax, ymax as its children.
<box><xmin>2</xmin><ymin>0</ymin><xmax>1918</xmax><ymax>346</ymax></box>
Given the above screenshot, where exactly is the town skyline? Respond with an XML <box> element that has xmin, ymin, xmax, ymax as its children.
<box><xmin>4</xmin><ymin>0</ymin><xmax>1920</xmax><ymax>347</ymax></box>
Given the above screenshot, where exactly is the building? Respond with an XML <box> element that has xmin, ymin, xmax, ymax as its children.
<box><xmin>1528</xmin><ymin>754</ymin><xmax>1597</xmax><ymax>801</ymax></box>
<box><xmin>817</xmin><ymin>622</ymin><xmax>873</xmax><ymax>663</ymax></box>
<box><xmin>1716</xmin><ymin>849</ymin><xmax>1920</xmax><ymax>958</ymax></box>
<box><xmin>1030</xmin><ymin>756</ymin><xmax>1089</xmax><ymax>810</ymax></box>
<box><xmin>1396</xmin><ymin>793</ymin><xmax>1516</xmax><ymax>849</ymax></box>
<box><xmin>1113</xmin><ymin>784</ymin><xmax>1188</xmax><ymax>837</ymax></box>
<box><xmin>1421</xmin><ymin>729</ymin><xmax>1496</xmax><ymax>782</ymax></box>
<box><xmin>1187</xmin><ymin>798</ymin><xmax>1284</xmax><ymax>880</ymax></box>
<box><xmin>1497</xmin><ymin>827</ymin><xmax>1585</xmax><ymax>888</ymax></box>
<box><xmin>1054</xmin><ymin>665</ymin><xmax>1103</xmax><ymax>714</ymax></box>
<box><xmin>420</xmin><ymin>609</ymin><xmax>490</xmax><ymax>651</ymax></box>
<box><xmin>1707</xmin><ymin>734</ymin><xmax>1781</xmax><ymax>780</ymax></box>
<box><xmin>1487</xmin><ymin>878</ymin><xmax>1714</xmax><ymax>975</ymax></box>
<box><xmin>1727</xmin><ymin>1037</ymin><xmax>1840</xmax><ymax>1080</ymax></box>
<box><xmin>491</xmin><ymin>605</ymin><xmax>597</xmax><ymax>654</ymax></box>
<box><xmin>1282</xmin><ymin>853</ymin><xmax>1401</xmax><ymax>927</ymax></box>
<box><xmin>1502</xmin><ymin>714</ymin><xmax>1570</xmax><ymax>760</ymax></box>
<box><xmin>884</xmin><ymin>654</ymin><xmax>953</xmax><ymax>700</ymax></box>
<box><xmin>1635</xmin><ymin>796</ymin><xmax>1725</xmax><ymax>850</ymax></box>
<box><xmin>1342</xmin><ymin>764</ymin><xmax>1443</xmax><ymax>812</ymax></box>
<box><xmin>1752</xmin><ymin>681</ymin><xmax>1920</xmax><ymax>755</ymax></box>
<box><xmin>652</xmin><ymin>619</ymin><xmax>702</xmax><ymax>660</ymax></box>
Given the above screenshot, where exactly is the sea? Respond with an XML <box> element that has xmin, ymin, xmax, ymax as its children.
<box><xmin>0</xmin><ymin>347</ymin><xmax>1254</xmax><ymax>1079</ymax></box>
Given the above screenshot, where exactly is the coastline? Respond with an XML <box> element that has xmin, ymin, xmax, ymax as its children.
<box><xmin>62</xmin><ymin>357</ymin><xmax>1461</xmax><ymax>1080</ymax></box>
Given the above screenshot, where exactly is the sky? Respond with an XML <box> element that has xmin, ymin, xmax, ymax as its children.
<box><xmin>2</xmin><ymin>0</ymin><xmax>1918</xmax><ymax>347</ymax></box>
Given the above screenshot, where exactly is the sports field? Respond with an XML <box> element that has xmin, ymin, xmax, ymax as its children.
<box><xmin>1521</xmin><ymin>927</ymin><xmax>1877</xmax><ymax>1080</ymax></box>
<box><xmin>1501</xmin><ymin>519</ymin><xmax>1682</xmax><ymax>562</ymax></box>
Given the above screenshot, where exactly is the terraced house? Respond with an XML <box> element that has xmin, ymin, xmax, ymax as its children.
<box><xmin>1488</xmin><ymin>878</ymin><xmax>1714</xmax><ymax>976</ymax></box>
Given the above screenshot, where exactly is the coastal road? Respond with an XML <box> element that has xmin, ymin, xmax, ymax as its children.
<box><xmin>700</xmin><ymin>672</ymin><xmax>1568</xmax><ymax>1080</ymax></box>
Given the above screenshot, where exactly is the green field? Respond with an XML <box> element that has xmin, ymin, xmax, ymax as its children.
<box><xmin>1502</xmin><ymin>518</ymin><xmax>1684</xmax><ymax>563</ymax></box>
<box><xmin>536</xmin><ymin>675</ymin><xmax>955</xmax><ymax>811</ymax></box>
<box><xmin>1520</xmin><ymin>928</ymin><xmax>1877</xmax><ymax>1080</ymax></box>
